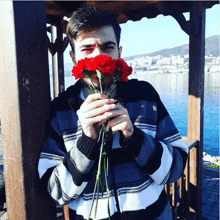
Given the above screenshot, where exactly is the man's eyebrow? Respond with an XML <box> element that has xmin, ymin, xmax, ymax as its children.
<box><xmin>79</xmin><ymin>44</ymin><xmax>95</xmax><ymax>48</ymax></box>
<box><xmin>102</xmin><ymin>41</ymin><xmax>116</xmax><ymax>46</ymax></box>
<box><xmin>79</xmin><ymin>41</ymin><xmax>116</xmax><ymax>48</ymax></box>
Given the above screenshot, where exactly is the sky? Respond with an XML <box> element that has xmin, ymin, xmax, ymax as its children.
<box><xmin>63</xmin><ymin>4</ymin><xmax>219</xmax><ymax>63</ymax></box>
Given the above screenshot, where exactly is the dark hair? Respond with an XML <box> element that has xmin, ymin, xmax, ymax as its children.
<box><xmin>66</xmin><ymin>6</ymin><xmax>121</xmax><ymax>52</ymax></box>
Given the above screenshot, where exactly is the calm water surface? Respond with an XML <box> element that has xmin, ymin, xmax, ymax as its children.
<box><xmin>132</xmin><ymin>72</ymin><xmax>219</xmax><ymax>156</ymax></box>
<box><xmin>65</xmin><ymin>71</ymin><xmax>219</xmax><ymax>156</ymax></box>
<box><xmin>0</xmin><ymin>72</ymin><xmax>218</xmax><ymax>159</ymax></box>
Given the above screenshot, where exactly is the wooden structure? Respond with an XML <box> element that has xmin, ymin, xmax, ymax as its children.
<box><xmin>0</xmin><ymin>1</ymin><xmax>218</xmax><ymax>219</ymax></box>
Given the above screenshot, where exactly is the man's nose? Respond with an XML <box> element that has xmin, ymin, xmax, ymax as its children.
<box><xmin>93</xmin><ymin>47</ymin><xmax>106</xmax><ymax>56</ymax></box>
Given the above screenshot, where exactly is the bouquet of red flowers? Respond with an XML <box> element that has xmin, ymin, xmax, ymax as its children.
<box><xmin>72</xmin><ymin>55</ymin><xmax>132</xmax><ymax>219</ymax></box>
<box><xmin>72</xmin><ymin>54</ymin><xmax>132</xmax><ymax>82</ymax></box>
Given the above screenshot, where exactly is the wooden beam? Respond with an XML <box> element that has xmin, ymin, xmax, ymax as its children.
<box><xmin>172</xmin><ymin>13</ymin><xmax>191</xmax><ymax>36</ymax></box>
<box><xmin>187</xmin><ymin>1</ymin><xmax>205</xmax><ymax>219</ymax></box>
<box><xmin>0</xmin><ymin>1</ymin><xmax>56</xmax><ymax>219</ymax></box>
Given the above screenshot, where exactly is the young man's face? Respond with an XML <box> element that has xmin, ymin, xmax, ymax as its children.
<box><xmin>70</xmin><ymin>25</ymin><xmax>122</xmax><ymax>88</ymax></box>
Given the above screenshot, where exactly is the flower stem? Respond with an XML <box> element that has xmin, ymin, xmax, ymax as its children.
<box><xmin>94</xmin><ymin>178</ymin><xmax>100</xmax><ymax>217</ymax></box>
<box><xmin>96</xmin><ymin>70</ymin><xmax>104</xmax><ymax>94</ymax></box>
<box><xmin>99</xmin><ymin>79</ymin><xmax>103</xmax><ymax>94</ymax></box>
<box><xmin>91</xmin><ymin>80</ymin><xmax>98</xmax><ymax>93</ymax></box>
<box><xmin>88</xmin><ymin>131</ymin><xmax>105</xmax><ymax>219</ymax></box>
<box><xmin>104</xmin><ymin>155</ymin><xmax>110</xmax><ymax>216</ymax></box>
<box><xmin>88</xmin><ymin>69</ymin><xmax>116</xmax><ymax>219</ymax></box>
<box><xmin>107</xmin><ymin>84</ymin><xmax>116</xmax><ymax>98</ymax></box>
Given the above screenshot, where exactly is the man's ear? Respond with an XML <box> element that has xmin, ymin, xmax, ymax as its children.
<box><xmin>69</xmin><ymin>51</ymin><xmax>76</xmax><ymax>65</ymax></box>
<box><xmin>119</xmin><ymin>46</ymin><xmax>122</xmax><ymax>58</ymax></box>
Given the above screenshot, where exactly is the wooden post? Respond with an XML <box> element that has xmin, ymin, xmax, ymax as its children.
<box><xmin>51</xmin><ymin>21</ymin><xmax>65</xmax><ymax>99</ymax></box>
<box><xmin>57</xmin><ymin>21</ymin><xmax>65</xmax><ymax>94</ymax></box>
<box><xmin>51</xmin><ymin>25</ymin><xmax>59</xmax><ymax>98</ymax></box>
<box><xmin>0</xmin><ymin>1</ymin><xmax>56</xmax><ymax>219</ymax></box>
<box><xmin>187</xmin><ymin>1</ymin><xmax>205</xmax><ymax>219</ymax></box>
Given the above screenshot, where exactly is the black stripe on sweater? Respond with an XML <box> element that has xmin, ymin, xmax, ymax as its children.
<box><xmin>144</xmin><ymin>141</ymin><xmax>163</xmax><ymax>175</ymax></box>
<box><xmin>63</xmin><ymin>152</ymin><xmax>95</xmax><ymax>186</ymax></box>
<box><xmin>68</xmin><ymin>189</ymin><xmax>168</xmax><ymax>220</ymax></box>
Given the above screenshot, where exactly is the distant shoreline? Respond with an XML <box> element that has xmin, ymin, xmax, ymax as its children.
<box><xmin>203</xmin><ymin>152</ymin><xmax>220</xmax><ymax>167</ymax></box>
<box><xmin>63</xmin><ymin>69</ymin><xmax>220</xmax><ymax>78</ymax></box>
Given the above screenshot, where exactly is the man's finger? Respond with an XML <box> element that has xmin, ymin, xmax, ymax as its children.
<box><xmin>81</xmin><ymin>98</ymin><xmax>116</xmax><ymax>113</ymax></box>
<box><xmin>84</xmin><ymin>103</ymin><xmax>116</xmax><ymax>118</ymax></box>
<box><xmin>83</xmin><ymin>93</ymin><xmax>107</xmax><ymax>105</ymax></box>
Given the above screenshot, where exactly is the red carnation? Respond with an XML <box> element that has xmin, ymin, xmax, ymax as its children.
<box><xmin>71</xmin><ymin>58</ymin><xmax>93</xmax><ymax>79</ymax></box>
<box><xmin>91</xmin><ymin>55</ymin><xmax>115</xmax><ymax>77</ymax></box>
<box><xmin>114</xmin><ymin>58</ymin><xmax>132</xmax><ymax>82</ymax></box>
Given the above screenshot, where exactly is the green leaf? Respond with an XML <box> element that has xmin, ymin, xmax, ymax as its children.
<box><xmin>112</xmin><ymin>69</ymin><xmax>123</xmax><ymax>83</ymax></box>
<box><xmin>83</xmin><ymin>69</ymin><xmax>91</xmax><ymax>79</ymax></box>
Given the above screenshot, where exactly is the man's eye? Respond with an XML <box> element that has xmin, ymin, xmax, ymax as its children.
<box><xmin>82</xmin><ymin>48</ymin><xmax>93</xmax><ymax>54</ymax></box>
<box><xmin>82</xmin><ymin>48</ymin><xmax>93</xmax><ymax>51</ymax></box>
<box><xmin>105</xmin><ymin>46</ymin><xmax>114</xmax><ymax>49</ymax></box>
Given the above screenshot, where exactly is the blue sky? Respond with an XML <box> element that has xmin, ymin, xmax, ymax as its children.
<box><xmin>63</xmin><ymin>4</ymin><xmax>219</xmax><ymax>63</ymax></box>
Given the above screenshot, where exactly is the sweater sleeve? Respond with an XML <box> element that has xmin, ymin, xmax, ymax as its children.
<box><xmin>38</xmin><ymin>112</ymin><xmax>100</xmax><ymax>205</ymax></box>
<box><xmin>120</xmin><ymin>94</ymin><xmax>188</xmax><ymax>185</ymax></box>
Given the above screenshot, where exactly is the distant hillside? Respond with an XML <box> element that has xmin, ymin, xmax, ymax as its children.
<box><xmin>205</xmin><ymin>35</ymin><xmax>219</xmax><ymax>57</ymax></box>
<box><xmin>124</xmin><ymin>35</ymin><xmax>219</xmax><ymax>60</ymax></box>
<box><xmin>64</xmin><ymin>35</ymin><xmax>219</xmax><ymax>73</ymax></box>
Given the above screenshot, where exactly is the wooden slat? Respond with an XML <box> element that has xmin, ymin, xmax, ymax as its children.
<box><xmin>172</xmin><ymin>137</ymin><xmax>199</xmax><ymax>219</ymax></box>
<box><xmin>57</xmin><ymin>21</ymin><xmax>65</xmax><ymax>94</ymax></box>
<box><xmin>51</xmin><ymin>25</ymin><xmax>59</xmax><ymax>98</ymax></box>
<box><xmin>0</xmin><ymin>1</ymin><xmax>56</xmax><ymax>219</ymax></box>
<box><xmin>173</xmin><ymin>181</ymin><xmax>178</xmax><ymax>219</ymax></box>
<box><xmin>63</xmin><ymin>205</ymin><xmax>70</xmax><ymax>220</ymax></box>
<box><xmin>187</xmin><ymin>2</ymin><xmax>205</xmax><ymax>219</ymax></box>
<box><xmin>50</xmin><ymin>22</ymin><xmax>65</xmax><ymax>99</ymax></box>
<box><xmin>185</xmin><ymin>147</ymin><xmax>190</xmax><ymax>219</ymax></box>
<box><xmin>182</xmin><ymin>136</ymin><xmax>198</xmax><ymax>150</ymax></box>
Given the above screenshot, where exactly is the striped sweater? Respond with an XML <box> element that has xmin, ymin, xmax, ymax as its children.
<box><xmin>38</xmin><ymin>79</ymin><xmax>188</xmax><ymax>220</ymax></box>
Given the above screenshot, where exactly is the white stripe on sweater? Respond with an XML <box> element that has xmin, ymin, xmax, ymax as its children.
<box><xmin>149</xmin><ymin>141</ymin><xmax>173</xmax><ymax>184</ymax></box>
<box><xmin>38</xmin><ymin>153</ymin><xmax>63</xmax><ymax>178</ymax></box>
<box><xmin>50</xmin><ymin>163</ymin><xmax>87</xmax><ymax>205</ymax></box>
<box><xmin>69</xmin><ymin>181</ymin><xmax>164</xmax><ymax>219</ymax></box>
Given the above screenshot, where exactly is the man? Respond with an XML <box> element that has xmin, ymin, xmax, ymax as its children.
<box><xmin>38</xmin><ymin>6</ymin><xmax>188</xmax><ymax>220</ymax></box>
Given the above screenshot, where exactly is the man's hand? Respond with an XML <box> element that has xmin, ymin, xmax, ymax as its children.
<box><xmin>77</xmin><ymin>93</ymin><xmax>134</xmax><ymax>141</ymax></box>
<box><xmin>107</xmin><ymin>103</ymin><xmax>134</xmax><ymax>139</ymax></box>
<box><xmin>76</xmin><ymin>93</ymin><xmax>116</xmax><ymax>141</ymax></box>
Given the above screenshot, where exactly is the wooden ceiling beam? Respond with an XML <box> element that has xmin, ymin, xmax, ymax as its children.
<box><xmin>45</xmin><ymin>1</ymin><xmax>218</xmax><ymax>33</ymax></box>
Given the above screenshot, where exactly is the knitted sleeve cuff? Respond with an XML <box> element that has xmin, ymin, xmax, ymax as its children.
<box><xmin>77</xmin><ymin>132</ymin><xmax>100</xmax><ymax>160</ymax></box>
<box><xmin>120</xmin><ymin>125</ymin><xmax>145</xmax><ymax>157</ymax></box>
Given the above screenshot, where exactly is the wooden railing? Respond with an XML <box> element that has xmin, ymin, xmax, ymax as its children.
<box><xmin>165</xmin><ymin>137</ymin><xmax>200</xmax><ymax>220</ymax></box>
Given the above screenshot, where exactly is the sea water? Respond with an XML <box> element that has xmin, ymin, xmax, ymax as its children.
<box><xmin>0</xmin><ymin>72</ymin><xmax>218</xmax><ymax>157</ymax></box>
<box><xmin>130</xmin><ymin>71</ymin><xmax>219</xmax><ymax>156</ymax></box>
<box><xmin>64</xmin><ymin>71</ymin><xmax>219</xmax><ymax>156</ymax></box>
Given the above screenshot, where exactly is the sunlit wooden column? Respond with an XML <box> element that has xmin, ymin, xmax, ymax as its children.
<box><xmin>51</xmin><ymin>21</ymin><xmax>65</xmax><ymax>98</ymax></box>
<box><xmin>57</xmin><ymin>21</ymin><xmax>65</xmax><ymax>95</ymax></box>
<box><xmin>0</xmin><ymin>1</ymin><xmax>56</xmax><ymax>219</ymax></box>
<box><xmin>51</xmin><ymin>25</ymin><xmax>59</xmax><ymax>98</ymax></box>
<box><xmin>187</xmin><ymin>1</ymin><xmax>205</xmax><ymax>219</ymax></box>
